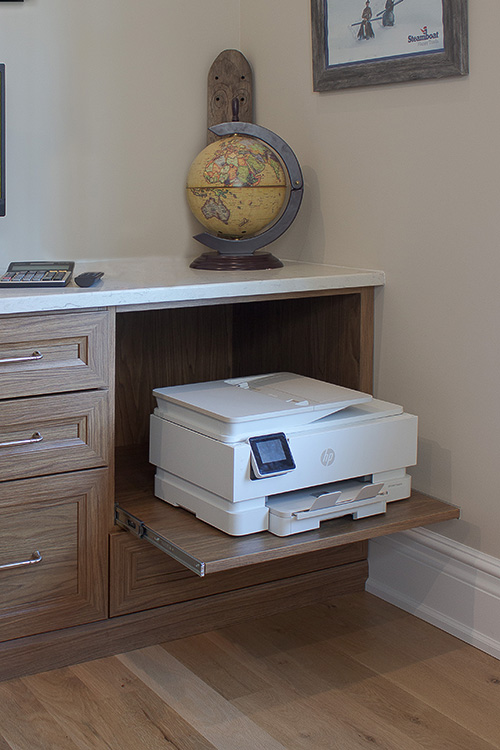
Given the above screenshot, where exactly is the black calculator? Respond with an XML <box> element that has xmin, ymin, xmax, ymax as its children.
<box><xmin>0</xmin><ymin>261</ymin><xmax>75</xmax><ymax>288</ymax></box>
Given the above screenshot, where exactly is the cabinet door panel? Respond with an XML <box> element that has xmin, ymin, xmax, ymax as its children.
<box><xmin>0</xmin><ymin>390</ymin><xmax>111</xmax><ymax>481</ymax></box>
<box><xmin>109</xmin><ymin>530</ymin><xmax>367</xmax><ymax>616</ymax></box>
<box><xmin>0</xmin><ymin>470</ymin><xmax>109</xmax><ymax>641</ymax></box>
<box><xmin>0</xmin><ymin>310</ymin><xmax>111</xmax><ymax>398</ymax></box>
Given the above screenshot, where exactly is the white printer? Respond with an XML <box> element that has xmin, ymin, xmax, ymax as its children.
<box><xmin>149</xmin><ymin>373</ymin><xmax>418</xmax><ymax>536</ymax></box>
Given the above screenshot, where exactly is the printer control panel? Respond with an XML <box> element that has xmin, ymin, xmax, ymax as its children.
<box><xmin>248</xmin><ymin>432</ymin><xmax>296</xmax><ymax>479</ymax></box>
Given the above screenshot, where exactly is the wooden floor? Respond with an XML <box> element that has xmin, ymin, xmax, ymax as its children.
<box><xmin>1</xmin><ymin>592</ymin><xmax>500</xmax><ymax>749</ymax></box>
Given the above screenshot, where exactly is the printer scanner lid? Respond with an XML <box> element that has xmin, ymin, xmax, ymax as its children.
<box><xmin>153</xmin><ymin>373</ymin><xmax>372</xmax><ymax>442</ymax></box>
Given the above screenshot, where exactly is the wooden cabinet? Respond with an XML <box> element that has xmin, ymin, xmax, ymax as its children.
<box><xmin>0</xmin><ymin>309</ymin><xmax>111</xmax><ymax>398</ymax></box>
<box><xmin>112</xmin><ymin>297</ymin><xmax>458</xmax><ymax>596</ymax></box>
<box><xmin>0</xmin><ymin>390</ymin><xmax>111</xmax><ymax>482</ymax></box>
<box><xmin>0</xmin><ymin>283</ymin><xmax>459</xmax><ymax>683</ymax></box>
<box><xmin>109</xmin><ymin>530</ymin><xmax>368</xmax><ymax>617</ymax></box>
<box><xmin>0</xmin><ymin>470</ymin><xmax>109</xmax><ymax>642</ymax></box>
<box><xmin>0</xmin><ymin>309</ymin><xmax>113</xmax><ymax>646</ymax></box>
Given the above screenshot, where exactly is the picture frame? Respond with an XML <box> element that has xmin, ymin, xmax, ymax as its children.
<box><xmin>0</xmin><ymin>65</ymin><xmax>4</xmax><ymax>217</ymax></box>
<box><xmin>311</xmin><ymin>0</ymin><xmax>468</xmax><ymax>91</ymax></box>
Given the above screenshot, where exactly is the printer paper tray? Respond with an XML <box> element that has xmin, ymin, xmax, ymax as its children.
<box><xmin>114</xmin><ymin>452</ymin><xmax>459</xmax><ymax>577</ymax></box>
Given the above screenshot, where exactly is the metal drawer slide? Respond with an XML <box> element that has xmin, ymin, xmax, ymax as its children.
<box><xmin>114</xmin><ymin>505</ymin><xmax>205</xmax><ymax>576</ymax></box>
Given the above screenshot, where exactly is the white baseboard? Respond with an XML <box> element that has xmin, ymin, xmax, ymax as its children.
<box><xmin>366</xmin><ymin>528</ymin><xmax>500</xmax><ymax>660</ymax></box>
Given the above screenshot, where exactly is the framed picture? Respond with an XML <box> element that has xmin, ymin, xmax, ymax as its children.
<box><xmin>0</xmin><ymin>65</ymin><xmax>4</xmax><ymax>217</ymax></box>
<box><xmin>311</xmin><ymin>0</ymin><xmax>468</xmax><ymax>91</ymax></box>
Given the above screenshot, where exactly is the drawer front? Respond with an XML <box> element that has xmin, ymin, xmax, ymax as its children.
<box><xmin>0</xmin><ymin>310</ymin><xmax>112</xmax><ymax>398</ymax></box>
<box><xmin>0</xmin><ymin>390</ymin><xmax>112</xmax><ymax>482</ymax></box>
<box><xmin>109</xmin><ymin>531</ymin><xmax>367</xmax><ymax>617</ymax></box>
<box><xmin>0</xmin><ymin>470</ymin><xmax>109</xmax><ymax>642</ymax></box>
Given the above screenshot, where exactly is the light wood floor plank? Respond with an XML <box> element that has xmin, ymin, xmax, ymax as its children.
<box><xmin>374</xmin><ymin>661</ymin><xmax>500</xmax><ymax>747</ymax></box>
<box><xmin>71</xmin><ymin>656</ymin><xmax>218</xmax><ymax>750</ymax></box>
<box><xmin>321</xmin><ymin>596</ymin><xmax>500</xmax><ymax>746</ymax></box>
<box><xmin>263</xmin><ymin>640</ymin><xmax>488</xmax><ymax>750</ymax></box>
<box><xmin>168</xmin><ymin>625</ymin><xmax>493</xmax><ymax>750</ymax></box>
<box><xmin>223</xmin><ymin>608</ymin><xmax>496</xmax><ymax>750</ymax></box>
<box><xmin>1</xmin><ymin>593</ymin><xmax>499</xmax><ymax>750</ymax></box>
<box><xmin>163</xmin><ymin>631</ymin><xmax>280</xmax><ymax>701</ymax></box>
<box><xmin>0</xmin><ymin>679</ymin><xmax>82</xmax><ymax>750</ymax></box>
<box><xmin>20</xmin><ymin>667</ymin><xmax>141</xmax><ymax>750</ymax></box>
<box><xmin>163</xmin><ymin>597</ymin><xmax>500</xmax><ymax>750</ymax></box>
<box><xmin>118</xmin><ymin>646</ymin><xmax>289</xmax><ymax>750</ymax></box>
<box><xmin>316</xmin><ymin>666</ymin><xmax>495</xmax><ymax>750</ymax></box>
<box><xmin>164</xmin><ymin>634</ymin><xmax>382</xmax><ymax>750</ymax></box>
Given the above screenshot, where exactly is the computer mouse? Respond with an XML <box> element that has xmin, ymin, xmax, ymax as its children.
<box><xmin>74</xmin><ymin>271</ymin><xmax>104</xmax><ymax>288</ymax></box>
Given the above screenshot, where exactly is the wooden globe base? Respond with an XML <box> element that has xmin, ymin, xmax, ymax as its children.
<box><xmin>190</xmin><ymin>251</ymin><xmax>283</xmax><ymax>271</ymax></box>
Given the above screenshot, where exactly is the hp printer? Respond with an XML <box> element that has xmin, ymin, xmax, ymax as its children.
<box><xmin>149</xmin><ymin>373</ymin><xmax>418</xmax><ymax>536</ymax></box>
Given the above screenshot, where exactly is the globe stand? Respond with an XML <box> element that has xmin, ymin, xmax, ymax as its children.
<box><xmin>189</xmin><ymin>121</ymin><xmax>303</xmax><ymax>272</ymax></box>
<box><xmin>190</xmin><ymin>251</ymin><xmax>283</xmax><ymax>271</ymax></box>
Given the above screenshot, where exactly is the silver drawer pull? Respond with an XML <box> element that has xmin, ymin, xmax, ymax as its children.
<box><xmin>0</xmin><ymin>431</ymin><xmax>44</xmax><ymax>448</ymax></box>
<box><xmin>0</xmin><ymin>351</ymin><xmax>43</xmax><ymax>365</ymax></box>
<box><xmin>0</xmin><ymin>550</ymin><xmax>42</xmax><ymax>571</ymax></box>
<box><xmin>0</xmin><ymin>350</ymin><xmax>43</xmax><ymax>365</ymax></box>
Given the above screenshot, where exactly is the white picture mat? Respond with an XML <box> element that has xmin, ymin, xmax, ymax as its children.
<box><xmin>327</xmin><ymin>0</ymin><xmax>445</xmax><ymax>67</ymax></box>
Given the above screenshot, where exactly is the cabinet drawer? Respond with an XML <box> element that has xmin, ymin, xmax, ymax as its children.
<box><xmin>0</xmin><ymin>469</ymin><xmax>109</xmax><ymax>642</ymax></box>
<box><xmin>0</xmin><ymin>390</ymin><xmax>112</xmax><ymax>482</ymax></box>
<box><xmin>0</xmin><ymin>310</ymin><xmax>111</xmax><ymax>398</ymax></box>
<box><xmin>109</xmin><ymin>530</ymin><xmax>367</xmax><ymax>617</ymax></box>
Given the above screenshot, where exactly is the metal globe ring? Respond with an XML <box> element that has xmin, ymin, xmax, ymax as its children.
<box><xmin>193</xmin><ymin>122</ymin><xmax>304</xmax><ymax>256</ymax></box>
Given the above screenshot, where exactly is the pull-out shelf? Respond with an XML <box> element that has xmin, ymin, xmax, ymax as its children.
<box><xmin>115</xmin><ymin>449</ymin><xmax>460</xmax><ymax>577</ymax></box>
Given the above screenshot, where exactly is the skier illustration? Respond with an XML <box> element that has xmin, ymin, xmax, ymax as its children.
<box><xmin>357</xmin><ymin>1</ymin><xmax>375</xmax><ymax>40</ymax></box>
<box><xmin>351</xmin><ymin>0</ymin><xmax>404</xmax><ymax>38</ymax></box>
<box><xmin>375</xmin><ymin>0</ymin><xmax>405</xmax><ymax>27</ymax></box>
<box><xmin>382</xmin><ymin>0</ymin><xmax>395</xmax><ymax>26</ymax></box>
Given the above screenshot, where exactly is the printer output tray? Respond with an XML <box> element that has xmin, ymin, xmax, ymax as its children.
<box><xmin>115</xmin><ymin>450</ymin><xmax>459</xmax><ymax>577</ymax></box>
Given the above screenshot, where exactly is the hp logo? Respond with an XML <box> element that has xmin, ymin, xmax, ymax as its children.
<box><xmin>320</xmin><ymin>448</ymin><xmax>335</xmax><ymax>467</ymax></box>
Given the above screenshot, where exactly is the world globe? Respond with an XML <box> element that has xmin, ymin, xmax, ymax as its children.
<box><xmin>186</xmin><ymin>134</ymin><xmax>287</xmax><ymax>239</ymax></box>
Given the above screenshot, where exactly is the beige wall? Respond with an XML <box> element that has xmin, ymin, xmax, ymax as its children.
<box><xmin>241</xmin><ymin>1</ymin><xmax>500</xmax><ymax>556</ymax></box>
<box><xmin>0</xmin><ymin>0</ymin><xmax>239</xmax><ymax>264</ymax></box>
<box><xmin>0</xmin><ymin>2</ymin><xmax>497</xmax><ymax>557</ymax></box>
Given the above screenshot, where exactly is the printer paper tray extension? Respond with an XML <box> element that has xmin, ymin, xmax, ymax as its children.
<box><xmin>265</xmin><ymin>474</ymin><xmax>413</xmax><ymax>536</ymax></box>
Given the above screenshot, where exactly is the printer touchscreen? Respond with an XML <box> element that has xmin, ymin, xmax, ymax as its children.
<box><xmin>249</xmin><ymin>432</ymin><xmax>296</xmax><ymax>479</ymax></box>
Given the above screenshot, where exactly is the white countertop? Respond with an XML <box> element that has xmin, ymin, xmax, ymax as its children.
<box><xmin>0</xmin><ymin>256</ymin><xmax>385</xmax><ymax>315</ymax></box>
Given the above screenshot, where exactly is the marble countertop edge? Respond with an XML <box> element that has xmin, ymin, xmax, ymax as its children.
<box><xmin>0</xmin><ymin>257</ymin><xmax>385</xmax><ymax>315</ymax></box>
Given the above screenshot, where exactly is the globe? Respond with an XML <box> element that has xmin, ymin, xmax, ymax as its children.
<box><xmin>186</xmin><ymin>134</ymin><xmax>287</xmax><ymax>239</ymax></box>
